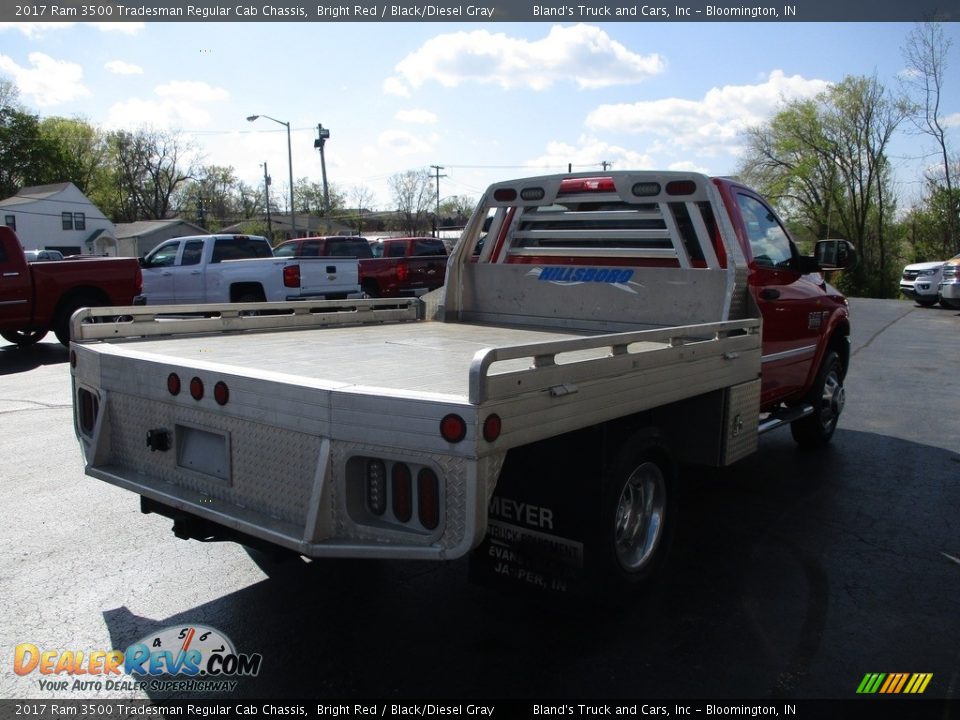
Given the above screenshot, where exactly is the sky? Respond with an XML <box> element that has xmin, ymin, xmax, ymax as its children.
<box><xmin>1</xmin><ymin>20</ymin><xmax>959</xmax><ymax>212</ymax></box>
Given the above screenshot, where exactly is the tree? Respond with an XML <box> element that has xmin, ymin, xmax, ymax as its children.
<box><xmin>0</xmin><ymin>107</ymin><xmax>62</xmax><ymax>198</ymax></box>
<box><xmin>349</xmin><ymin>183</ymin><xmax>376</xmax><ymax>234</ymax></box>
<box><xmin>108</xmin><ymin>128</ymin><xmax>196</xmax><ymax>221</ymax></box>
<box><xmin>439</xmin><ymin>195</ymin><xmax>476</xmax><ymax>226</ymax></box>
<box><xmin>738</xmin><ymin>75</ymin><xmax>909</xmax><ymax>297</ymax></box>
<box><xmin>38</xmin><ymin>117</ymin><xmax>110</xmax><ymax>196</ymax></box>
<box><xmin>901</xmin><ymin>21</ymin><xmax>959</xmax><ymax>254</ymax></box>
<box><xmin>389</xmin><ymin>168</ymin><xmax>433</xmax><ymax>234</ymax></box>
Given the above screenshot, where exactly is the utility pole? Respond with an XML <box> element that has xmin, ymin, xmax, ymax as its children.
<box><xmin>314</xmin><ymin>124</ymin><xmax>331</xmax><ymax>231</ymax></box>
<box><xmin>261</xmin><ymin>161</ymin><xmax>273</xmax><ymax>241</ymax></box>
<box><xmin>601</xmin><ymin>160</ymin><xmax>613</xmax><ymax>171</ymax></box>
<box><xmin>431</xmin><ymin>165</ymin><xmax>446</xmax><ymax>237</ymax></box>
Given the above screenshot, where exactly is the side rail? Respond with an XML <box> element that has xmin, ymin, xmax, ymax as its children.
<box><xmin>71</xmin><ymin>297</ymin><xmax>422</xmax><ymax>342</ymax></box>
<box><xmin>468</xmin><ymin>318</ymin><xmax>760</xmax><ymax>404</ymax></box>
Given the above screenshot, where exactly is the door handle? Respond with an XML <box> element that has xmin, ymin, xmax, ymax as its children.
<box><xmin>760</xmin><ymin>288</ymin><xmax>781</xmax><ymax>300</ymax></box>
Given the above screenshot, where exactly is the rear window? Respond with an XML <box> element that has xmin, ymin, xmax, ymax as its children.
<box><xmin>327</xmin><ymin>238</ymin><xmax>373</xmax><ymax>258</ymax></box>
<box><xmin>211</xmin><ymin>236</ymin><xmax>272</xmax><ymax>262</ymax></box>
<box><xmin>412</xmin><ymin>239</ymin><xmax>446</xmax><ymax>256</ymax></box>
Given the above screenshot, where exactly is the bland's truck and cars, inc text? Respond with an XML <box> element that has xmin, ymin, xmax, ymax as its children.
<box><xmin>69</xmin><ymin>171</ymin><xmax>855</xmax><ymax>594</ymax></box>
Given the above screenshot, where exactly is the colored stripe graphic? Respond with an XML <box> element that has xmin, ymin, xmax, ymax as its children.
<box><xmin>857</xmin><ymin>673</ymin><xmax>932</xmax><ymax>694</ymax></box>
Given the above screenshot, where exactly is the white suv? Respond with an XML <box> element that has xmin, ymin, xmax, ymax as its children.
<box><xmin>900</xmin><ymin>259</ymin><xmax>948</xmax><ymax>306</ymax></box>
<box><xmin>938</xmin><ymin>255</ymin><xmax>960</xmax><ymax>309</ymax></box>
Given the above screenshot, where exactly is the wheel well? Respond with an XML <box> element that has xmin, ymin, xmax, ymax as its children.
<box><xmin>55</xmin><ymin>287</ymin><xmax>109</xmax><ymax>319</ymax></box>
<box><xmin>230</xmin><ymin>283</ymin><xmax>266</xmax><ymax>302</ymax></box>
<box><xmin>828</xmin><ymin>322</ymin><xmax>851</xmax><ymax>379</ymax></box>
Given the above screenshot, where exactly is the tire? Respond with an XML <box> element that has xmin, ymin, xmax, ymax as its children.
<box><xmin>591</xmin><ymin>434</ymin><xmax>675</xmax><ymax>590</ymax></box>
<box><xmin>940</xmin><ymin>297</ymin><xmax>960</xmax><ymax>310</ymax></box>
<box><xmin>790</xmin><ymin>350</ymin><xmax>845</xmax><ymax>447</ymax></box>
<box><xmin>915</xmin><ymin>297</ymin><xmax>937</xmax><ymax>307</ymax></box>
<box><xmin>54</xmin><ymin>294</ymin><xmax>103</xmax><ymax>346</ymax></box>
<box><xmin>1</xmin><ymin>329</ymin><xmax>48</xmax><ymax>346</ymax></box>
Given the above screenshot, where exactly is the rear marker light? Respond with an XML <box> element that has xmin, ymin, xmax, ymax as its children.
<box><xmin>483</xmin><ymin>414</ymin><xmax>502</xmax><ymax>442</ymax></box>
<box><xmin>632</xmin><ymin>182</ymin><xmax>662</xmax><ymax>197</ymax></box>
<box><xmin>559</xmin><ymin>177</ymin><xmax>616</xmax><ymax>195</ymax></box>
<box><xmin>167</xmin><ymin>373</ymin><xmax>181</xmax><ymax>396</ymax></box>
<box><xmin>666</xmin><ymin>180</ymin><xmax>697</xmax><ymax>196</ymax></box>
<box><xmin>493</xmin><ymin>188</ymin><xmax>517</xmax><ymax>202</ymax></box>
<box><xmin>189</xmin><ymin>377</ymin><xmax>204</xmax><ymax>401</ymax></box>
<box><xmin>520</xmin><ymin>187</ymin><xmax>546</xmax><ymax>201</ymax></box>
<box><xmin>417</xmin><ymin>468</ymin><xmax>440</xmax><ymax>530</ymax></box>
<box><xmin>366</xmin><ymin>459</ymin><xmax>387</xmax><ymax>516</ymax></box>
<box><xmin>440</xmin><ymin>414</ymin><xmax>467</xmax><ymax>443</ymax></box>
<box><xmin>214</xmin><ymin>381</ymin><xmax>230</xmax><ymax>406</ymax></box>
<box><xmin>392</xmin><ymin>463</ymin><xmax>413</xmax><ymax>522</ymax></box>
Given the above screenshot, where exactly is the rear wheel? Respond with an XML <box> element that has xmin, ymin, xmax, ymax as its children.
<box><xmin>54</xmin><ymin>294</ymin><xmax>103</xmax><ymax>345</ymax></box>
<box><xmin>916</xmin><ymin>297</ymin><xmax>937</xmax><ymax>307</ymax></box>
<box><xmin>1</xmin><ymin>329</ymin><xmax>48</xmax><ymax>346</ymax></box>
<box><xmin>791</xmin><ymin>350</ymin><xmax>844</xmax><ymax>447</ymax></box>
<box><xmin>591</xmin><ymin>433</ymin><xmax>675</xmax><ymax>590</ymax></box>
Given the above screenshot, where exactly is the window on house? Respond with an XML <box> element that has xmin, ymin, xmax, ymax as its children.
<box><xmin>4</xmin><ymin>215</ymin><xmax>14</xmax><ymax>230</ymax></box>
<box><xmin>62</xmin><ymin>212</ymin><xmax>73</xmax><ymax>230</ymax></box>
<box><xmin>74</xmin><ymin>213</ymin><xmax>86</xmax><ymax>231</ymax></box>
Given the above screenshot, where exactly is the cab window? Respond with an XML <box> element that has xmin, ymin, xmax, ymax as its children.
<box><xmin>146</xmin><ymin>241</ymin><xmax>180</xmax><ymax>267</ymax></box>
<box><xmin>736</xmin><ymin>194</ymin><xmax>793</xmax><ymax>268</ymax></box>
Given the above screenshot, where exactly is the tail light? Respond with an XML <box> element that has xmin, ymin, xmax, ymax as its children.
<box><xmin>397</xmin><ymin>263</ymin><xmax>409</xmax><ymax>282</ymax></box>
<box><xmin>666</xmin><ymin>180</ymin><xmax>697</xmax><ymax>196</ymax></box>
<box><xmin>482</xmin><ymin>414</ymin><xmax>502</xmax><ymax>442</ymax></box>
<box><xmin>559</xmin><ymin>177</ymin><xmax>616</xmax><ymax>195</ymax></box>
<box><xmin>189</xmin><ymin>377</ymin><xmax>204</xmax><ymax>401</ymax></box>
<box><xmin>440</xmin><ymin>414</ymin><xmax>467</xmax><ymax>443</ymax></box>
<box><xmin>135</xmin><ymin>266</ymin><xmax>143</xmax><ymax>295</ymax></box>
<box><xmin>214</xmin><ymin>381</ymin><xmax>229</xmax><ymax>406</ymax></box>
<box><xmin>77</xmin><ymin>388</ymin><xmax>99</xmax><ymax>435</ymax></box>
<box><xmin>417</xmin><ymin>468</ymin><xmax>440</xmax><ymax>530</ymax></box>
<box><xmin>283</xmin><ymin>264</ymin><xmax>301</xmax><ymax>288</ymax></box>
<box><xmin>167</xmin><ymin>373</ymin><xmax>181</xmax><ymax>396</ymax></box>
<box><xmin>391</xmin><ymin>463</ymin><xmax>413</xmax><ymax>522</ymax></box>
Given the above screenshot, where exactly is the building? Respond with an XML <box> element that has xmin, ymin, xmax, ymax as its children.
<box><xmin>0</xmin><ymin>183</ymin><xmax>116</xmax><ymax>255</ymax></box>
<box><xmin>113</xmin><ymin>219</ymin><xmax>208</xmax><ymax>258</ymax></box>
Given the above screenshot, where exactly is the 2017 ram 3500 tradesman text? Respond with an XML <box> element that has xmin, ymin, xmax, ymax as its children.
<box><xmin>70</xmin><ymin>172</ymin><xmax>855</xmax><ymax>593</ymax></box>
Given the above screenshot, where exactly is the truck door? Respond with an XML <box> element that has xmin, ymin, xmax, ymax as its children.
<box><xmin>140</xmin><ymin>239</ymin><xmax>183</xmax><ymax>304</ymax></box>
<box><xmin>412</xmin><ymin>238</ymin><xmax>447</xmax><ymax>291</ymax></box>
<box><xmin>0</xmin><ymin>230</ymin><xmax>33</xmax><ymax>326</ymax></box>
<box><xmin>733</xmin><ymin>192</ymin><xmax>824</xmax><ymax>406</ymax></box>
<box><xmin>173</xmin><ymin>239</ymin><xmax>206</xmax><ymax>303</ymax></box>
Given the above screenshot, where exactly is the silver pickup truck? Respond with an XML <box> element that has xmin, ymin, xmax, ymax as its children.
<box><xmin>71</xmin><ymin>172</ymin><xmax>854</xmax><ymax>594</ymax></box>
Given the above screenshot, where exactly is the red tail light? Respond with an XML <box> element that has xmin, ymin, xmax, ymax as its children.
<box><xmin>283</xmin><ymin>264</ymin><xmax>301</xmax><ymax>288</ymax></box>
<box><xmin>189</xmin><ymin>377</ymin><xmax>204</xmax><ymax>401</ymax></box>
<box><xmin>397</xmin><ymin>263</ymin><xmax>409</xmax><ymax>282</ymax></box>
<box><xmin>483</xmin><ymin>414</ymin><xmax>502</xmax><ymax>442</ymax></box>
<box><xmin>440</xmin><ymin>414</ymin><xmax>467</xmax><ymax>443</ymax></box>
<box><xmin>135</xmin><ymin>266</ymin><xmax>143</xmax><ymax>295</ymax></box>
<box><xmin>167</xmin><ymin>373</ymin><xmax>181</xmax><ymax>396</ymax></box>
<box><xmin>666</xmin><ymin>180</ymin><xmax>697</xmax><ymax>196</ymax></box>
<box><xmin>214</xmin><ymin>381</ymin><xmax>229</xmax><ymax>406</ymax></box>
<box><xmin>392</xmin><ymin>463</ymin><xmax>413</xmax><ymax>522</ymax></box>
<box><xmin>417</xmin><ymin>468</ymin><xmax>440</xmax><ymax>530</ymax></box>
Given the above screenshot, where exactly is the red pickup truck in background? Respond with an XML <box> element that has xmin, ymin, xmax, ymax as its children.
<box><xmin>0</xmin><ymin>226</ymin><xmax>142</xmax><ymax>346</ymax></box>
<box><xmin>275</xmin><ymin>235</ymin><xmax>447</xmax><ymax>298</ymax></box>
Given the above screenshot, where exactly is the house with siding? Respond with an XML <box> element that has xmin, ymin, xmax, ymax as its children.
<box><xmin>113</xmin><ymin>219</ymin><xmax>208</xmax><ymax>258</ymax></box>
<box><xmin>0</xmin><ymin>183</ymin><xmax>116</xmax><ymax>255</ymax></box>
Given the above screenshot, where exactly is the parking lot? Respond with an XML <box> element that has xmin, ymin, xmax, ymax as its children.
<box><xmin>1</xmin><ymin>297</ymin><xmax>957</xmax><ymax>702</ymax></box>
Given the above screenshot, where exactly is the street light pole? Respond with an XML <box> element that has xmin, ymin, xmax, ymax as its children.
<box><xmin>247</xmin><ymin>114</ymin><xmax>296</xmax><ymax>239</ymax></box>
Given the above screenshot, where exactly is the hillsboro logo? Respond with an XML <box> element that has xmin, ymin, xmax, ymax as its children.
<box><xmin>856</xmin><ymin>673</ymin><xmax>933</xmax><ymax>694</ymax></box>
<box><xmin>529</xmin><ymin>266</ymin><xmax>636</xmax><ymax>288</ymax></box>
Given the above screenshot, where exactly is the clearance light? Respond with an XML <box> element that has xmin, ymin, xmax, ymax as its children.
<box><xmin>189</xmin><ymin>377</ymin><xmax>204</xmax><ymax>401</ymax></box>
<box><xmin>167</xmin><ymin>373</ymin><xmax>181</xmax><ymax>396</ymax></box>
<box><xmin>214</xmin><ymin>381</ymin><xmax>230</xmax><ymax>406</ymax></box>
<box><xmin>483</xmin><ymin>414</ymin><xmax>502</xmax><ymax>442</ymax></box>
<box><xmin>520</xmin><ymin>187</ymin><xmax>546</xmax><ymax>201</ymax></box>
<box><xmin>666</xmin><ymin>180</ymin><xmax>697</xmax><ymax>196</ymax></box>
<box><xmin>440</xmin><ymin>414</ymin><xmax>467</xmax><ymax>443</ymax></box>
<box><xmin>417</xmin><ymin>468</ymin><xmax>440</xmax><ymax>530</ymax></box>
<box><xmin>493</xmin><ymin>188</ymin><xmax>517</xmax><ymax>202</ymax></box>
<box><xmin>392</xmin><ymin>463</ymin><xmax>413</xmax><ymax>522</ymax></box>
<box><xmin>632</xmin><ymin>182</ymin><xmax>662</xmax><ymax>197</ymax></box>
<box><xmin>366</xmin><ymin>459</ymin><xmax>387</xmax><ymax>516</ymax></box>
<box><xmin>559</xmin><ymin>177</ymin><xmax>616</xmax><ymax>195</ymax></box>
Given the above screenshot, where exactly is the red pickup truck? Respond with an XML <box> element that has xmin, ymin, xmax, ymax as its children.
<box><xmin>0</xmin><ymin>226</ymin><xmax>142</xmax><ymax>346</ymax></box>
<box><xmin>275</xmin><ymin>235</ymin><xmax>447</xmax><ymax>298</ymax></box>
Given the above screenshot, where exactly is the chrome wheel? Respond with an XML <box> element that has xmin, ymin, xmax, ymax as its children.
<box><xmin>818</xmin><ymin>368</ymin><xmax>845</xmax><ymax>434</ymax></box>
<box><xmin>613</xmin><ymin>460</ymin><xmax>666</xmax><ymax>573</ymax></box>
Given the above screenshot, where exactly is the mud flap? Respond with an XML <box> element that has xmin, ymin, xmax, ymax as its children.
<box><xmin>469</xmin><ymin>429</ymin><xmax>602</xmax><ymax>595</ymax></box>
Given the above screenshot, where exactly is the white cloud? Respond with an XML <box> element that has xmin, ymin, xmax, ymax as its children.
<box><xmin>525</xmin><ymin>136</ymin><xmax>655</xmax><ymax>173</ymax></box>
<box><xmin>377</xmin><ymin>130</ymin><xmax>435</xmax><ymax>156</ymax></box>
<box><xmin>585</xmin><ymin>70</ymin><xmax>831</xmax><ymax>155</ymax></box>
<box><xmin>942</xmin><ymin>112</ymin><xmax>960</xmax><ymax>129</ymax></box>
<box><xmin>382</xmin><ymin>76</ymin><xmax>410</xmax><ymax>98</ymax></box>
<box><xmin>0</xmin><ymin>22</ymin><xmax>143</xmax><ymax>37</ymax></box>
<box><xmin>395</xmin><ymin>109</ymin><xmax>438</xmax><ymax>125</ymax></box>
<box><xmin>105</xmin><ymin>60</ymin><xmax>144</xmax><ymax>75</ymax></box>
<box><xmin>0</xmin><ymin>52</ymin><xmax>89</xmax><ymax>106</ymax></box>
<box><xmin>393</xmin><ymin>24</ymin><xmax>664</xmax><ymax>92</ymax></box>
<box><xmin>103</xmin><ymin>81</ymin><xmax>229</xmax><ymax>130</ymax></box>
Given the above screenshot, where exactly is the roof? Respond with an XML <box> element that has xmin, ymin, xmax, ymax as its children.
<box><xmin>113</xmin><ymin>219</ymin><xmax>207</xmax><ymax>239</ymax></box>
<box><xmin>0</xmin><ymin>182</ymin><xmax>75</xmax><ymax>208</ymax></box>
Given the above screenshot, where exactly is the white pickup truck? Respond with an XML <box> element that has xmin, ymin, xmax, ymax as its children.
<box><xmin>71</xmin><ymin>172</ymin><xmax>855</xmax><ymax>594</ymax></box>
<box><xmin>137</xmin><ymin>233</ymin><xmax>360</xmax><ymax>305</ymax></box>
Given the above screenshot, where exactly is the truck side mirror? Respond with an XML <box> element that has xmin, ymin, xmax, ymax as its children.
<box><xmin>815</xmin><ymin>239</ymin><xmax>858</xmax><ymax>271</ymax></box>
